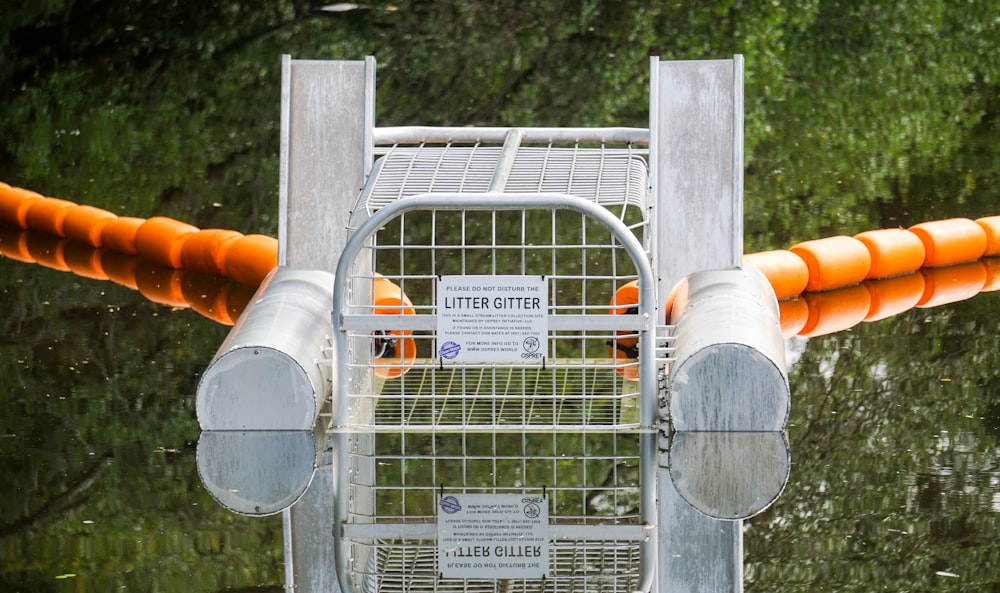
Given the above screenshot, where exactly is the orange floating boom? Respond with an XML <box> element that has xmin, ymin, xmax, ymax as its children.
<box><xmin>0</xmin><ymin>185</ymin><xmax>45</xmax><ymax>228</ymax></box>
<box><xmin>134</xmin><ymin>216</ymin><xmax>199</xmax><ymax>269</ymax></box>
<box><xmin>101</xmin><ymin>216</ymin><xmax>146</xmax><ymax>256</ymax></box>
<box><xmin>853</xmin><ymin>228</ymin><xmax>926</xmax><ymax>280</ymax></box>
<box><xmin>789</xmin><ymin>236</ymin><xmax>872</xmax><ymax>292</ymax></box>
<box><xmin>976</xmin><ymin>216</ymin><xmax>1000</xmax><ymax>256</ymax></box>
<box><xmin>63</xmin><ymin>205</ymin><xmax>117</xmax><ymax>247</ymax></box>
<box><xmin>909</xmin><ymin>218</ymin><xmax>988</xmax><ymax>268</ymax></box>
<box><xmin>743</xmin><ymin>250</ymin><xmax>809</xmax><ymax>299</ymax></box>
<box><xmin>222</xmin><ymin>234</ymin><xmax>278</xmax><ymax>287</ymax></box>
<box><xmin>3</xmin><ymin>182</ymin><xmax>1000</xmax><ymax>336</ymax></box>
<box><xmin>181</xmin><ymin>228</ymin><xmax>244</xmax><ymax>277</ymax></box>
<box><xmin>25</xmin><ymin>197</ymin><xmax>76</xmax><ymax>238</ymax></box>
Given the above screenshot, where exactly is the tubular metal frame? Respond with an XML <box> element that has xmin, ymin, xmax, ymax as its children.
<box><xmin>330</xmin><ymin>128</ymin><xmax>662</xmax><ymax>591</ymax></box>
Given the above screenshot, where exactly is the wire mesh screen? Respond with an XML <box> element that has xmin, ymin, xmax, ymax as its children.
<box><xmin>333</xmin><ymin>140</ymin><xmax>655</xmax><ymax>593</ymax></box>
<box><xmin>347</xmin><ymin>207</ymin><xmax>646</xmax><ymax>431</ymax></box>
<box><xmin>354</xmin><ymin>538</ymin><xmax>644</xmax><ymax>593</ymax></box>
<box><xmin>359</xmin><ymin>143</ymin><xmax>649</xmax><ymax>218</ymax></box>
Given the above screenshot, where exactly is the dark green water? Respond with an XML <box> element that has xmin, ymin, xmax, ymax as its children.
<box><xmin>2</xmin><ymin>2</ymin><xmax>999</xmax><ymax>591</ymax></box>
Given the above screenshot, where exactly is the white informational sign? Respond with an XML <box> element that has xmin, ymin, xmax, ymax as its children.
<box><xmin>438</xmin><ymin>493</ymin><xmax>549</xmax><ymax>580</ymax></box>
<box><xmin>437</xmin><ymin>275</ymin><xmax>548</xmax><ymax>363</ymax></box>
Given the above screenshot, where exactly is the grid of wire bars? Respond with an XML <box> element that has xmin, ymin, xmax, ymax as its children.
<box><xmin>331</xmin><ymin>131</ymin><xmax>659</xmax><ymax>593</ymax></box>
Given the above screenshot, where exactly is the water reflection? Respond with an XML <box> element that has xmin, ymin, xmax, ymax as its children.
<box><xmin>3</xmin><ymin>238</ymin><xmax>999</xmax><ymax>590</ymax></box>
<box><xmin>196</xmin><ymin>428</ymin><xmax>337</xmax><ymax>592</ymax></box>
<box><xmin>196</xmin><ymin>429</ymin><xmax>339</xmax><ymax>592</ymax></box>
<box><xmin>195</xmin><ymin>426</ymin><xmax>790</xmax><ymax>591</ymax></box>
<box><xmin>197</xmin><ymin>431</ymin><xmax>322</xmax><ymax>516</ymax></box>
<box><xmin>669</xmin><ymin>432</ymin><xmax>789</xmax><ymax>521</ymax></box>
<box><xmin>0</xmin><ymin>223</ymin><xmax>257</xmax><ymax>326</ymax></box>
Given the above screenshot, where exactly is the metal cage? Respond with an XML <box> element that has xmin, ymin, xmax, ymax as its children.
<box><xmin>330</xmin><ymin>130</ymin><xmax>665</xmax><ymax>593</ymax></box>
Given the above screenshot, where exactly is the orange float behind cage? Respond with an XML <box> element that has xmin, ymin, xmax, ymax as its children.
<box><xmin>372</xmin><ymin>275</ymin><xmax>417</xmax><ymax>380</ymax></box>
<box><xmin>608</xmin><ymin>280</ymin><xmax>640</xmax><ymax>381</ymax></box>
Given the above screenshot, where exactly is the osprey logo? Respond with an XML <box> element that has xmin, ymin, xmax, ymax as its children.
<box><xmin>521</xmin><ymin>337</ymin><xmax>542</xmax><ymax>359</ymax></box>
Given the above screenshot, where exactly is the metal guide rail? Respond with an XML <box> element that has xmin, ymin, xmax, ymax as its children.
<box><xmin>329</xmin><ymin>129</ymin><xmax>664</xmax><ymax>593</ymax></box>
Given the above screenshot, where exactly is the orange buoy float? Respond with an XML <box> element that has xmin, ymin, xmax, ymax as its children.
<box><xmin>853</xmin><ymin>228</ymin><xmax>926</xmax><ymax>280</ymax></box>
<box><xmin>798</xmin><ymin>284</ymin><xmax>872</xmax><ymax>338</ymax></box>
<box><xmin>374</xmin><ymin>337</ymin><xmax>417</xmax><ymax>380</ymax></box>
<box><xmin>181</xmin><ymin>228</ymin><xmax>244</xmax><ymax>277</ymax></box>
<box><xmin>100</xmin><ymin>216</ymin><xmax>146</xmax><ymax>256</ymax></box>
<box><xmin>0</xmin><ymin>185</ymin><xmax>45</xmax><ymax>228</ymax></box>
<box><xmin>908</xmin><ymin>218</ymin><xmax>987</xmax><ymax>268</ymax></box>
<box><xmin>863</xmin><ymin>272</ymin><xmax>925</xmax><ymax>322</ymax></box>
<box><xmin>608</xmin><ymin>280</ymin><xmax>640</xmax><ymax>380</ymax></box>
<box><xmin>789</xmin><ymin>236</ymin><xmax>872</xmax><ymax>292</ymax></box>
<box><xmin>372</xmin><ymin>275</ymin><xmax>417</xmax><ymax>379</ymax></box>
<box><xmin>222</xmin><ymin>234</ymin><xmax>278</xmax><ymax>287</ymax></box>
<box><xmin>62</xmin><ymin>205</ymin><xmax>118</xmax><ymax>247</ymax></box>
<box><xmin>24</xmin><ymin>197</ymin><xmax>77</xmax><ymax>238</ymax></box>
<box><xmin>134</xmin><ymin>216</ymin><xmax>199</xmax><ymax>268</ymax></box>
<box><xmin>373</xmin><ymin>275</ymin><xmax>417</xmax><ymax>317</ymax></box>
<box><xmin>609</xmin><ymin>279</ymin><xmax>640</xmax><ymax>346</ymax></box>
<box><xmin>743</xmin><ymin>250</ymin><xmax>809</xmax><ymax>299</ymax></box>
<box><xmin>916</xmin><ymin>261</ymin><xmax>988</xmax><ymax>309</ymax></box>
<box><xmin>976</xmin><ymin>215</ymin><xmax>1000</xmax><ymax>257</ymax></box>
<box><xmin>609</xmin><ymin>279</ymin><xmax>640</xmax><ymax>315</ymax></box>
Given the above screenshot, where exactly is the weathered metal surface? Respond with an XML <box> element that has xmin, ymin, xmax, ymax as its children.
<box><xmin>196</xmin><ymin>268</ymin><xmax>334</xmax><ymax>430</ymax></box>
<box><xmin>658</xmin><ymin>469</ymin><xmax>744</xmax><ymax>592</ymax></box>
<box><xmin>285</xmin><ymin>445</ymin><xmax>341</xmax><ymax>593</ymax></box>
<box><xmin>651</xmin><ymin>56</ymin><xmax>744</xmax><ymax>306</ymax></box>
<box><xmin>653</xmin><ymin>56</ymin><xmax>765</xmax><ymax>593</ymax></box>
<box><xmin>198</xmin><ymin>58</ymin><xmax>374</xmax><ymax>431</ymax></box>
<box><xmin>279</xmin><ymin>56</ymin><xmax>374</xmax><ymax>270</ymax></box>
<box><xmin>668</xmin><ymin>267</ymin><xmax>789</xmax><ymax>432</ymax></box>
<box><xmin>189</xmin><ymin>53</ymin><xmax>794</xmax><ymax>593</ymax></box>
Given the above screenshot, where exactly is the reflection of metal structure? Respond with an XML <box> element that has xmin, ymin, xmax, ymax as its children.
<box><xmin>197</xmin><ymin>55</ymin><xmax>792</xmax><ymax>593</ymax></box>
<box><xmin>196</xmin><ymin>430</ymin><xmax>323</xmax><ymax>516</ymax></box>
